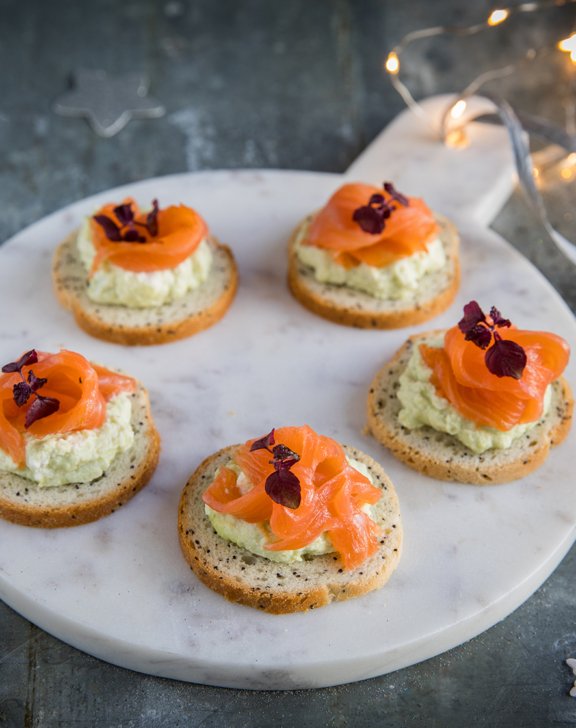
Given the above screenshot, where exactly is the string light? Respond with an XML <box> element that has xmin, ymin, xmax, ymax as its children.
<box><xmin>444</xmin><ymin>128</ymin><xmax>470</xmax><ymax>149</ymax></box>
<box><xmin>559</xmin><ymin>33</ymin><xmax>576</xmax><ymax>52</ymax></box>
<box><xmin>384</xmin><ymin>0</ymin><xmax>576</xmax><ymax>134</ymax></box>
<box><xmin>381</xmin><ymin>0</ymin><xmax>576</xmax><ymax>265</ymax></box>
<box><xmin>450</xmin><ymin>99</ymin><xmax>467</xmax><ymax>118</ymax></box>
<box><xmin>559</xmin><ymin>33</ymin><xmax>576</xmax><ymax>62</ymax></box>
<box><xmin>560</xmin><ymin>152</ymin><xmax>576</xmax><ymax>179</ymax></box>
<box><xmin>532</xmin><ymin>146</ymin><xmax>576</xmax><ymax>188</ymax></box>
<box><xmin>488</xmin><ymin>9</ymin><xmax>509</xmax><ymax>25</ymax></box>
<box><xmin>385</xmin><ymin>52</ymin><xmax>399</xmax><ymax>74</ymax></box>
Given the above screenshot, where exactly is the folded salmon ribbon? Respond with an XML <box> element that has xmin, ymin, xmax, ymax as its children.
<box><xmin>304</xmin><ymin>182</ymin><xmax>440</xmax><ymax>269</ymax></box>
<box><xmin>89</xmin><ymin>198</ymin><xmax>208</xmax><ymax>277</ymax></box>
<box><xmin>0</xmin><ymin>350</ymin><xmax>136</xmax><ymax>467</ymax></box>
<box><xmin>203</xmin><ymin>425</ymin><xmax>384</xmax><ymax>570</ymax></box>
<box><xmin>419</xmin><ymin>323</ymin><xmax>570</xmax><ymax>432</ymax></box>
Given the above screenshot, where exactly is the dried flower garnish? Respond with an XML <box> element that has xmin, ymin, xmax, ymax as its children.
<box><xmin>94</xmin><ymin>199</ymin><xmax>160</xmax><ymax>244</ymax></box>
<box><xmin>1</xmin><ymin>349</ymin><xmax>39</xmax><ymax>374</ymax></box>
<box><xmin>145</xmin><ymin>199</ymin><xmax>160</xmax><ymax>237</ymax></box>
<box><xmin>457</xmin><ymin>302</ymin><xmax>526</xmax><ymax>379</ymax></box>
<box><xmin>352</xmin><ymin>182</ymin><xmax>409</xmax><ymax>234</ymax></box>
<box><xmin>250</xmin><ymin>428</ymin><xmax>301</xmax><ymax>509</ymax></box>
<box><xmin>1</xmin><ymin>350</ymin><xmax>60</xmax><ymax>428</ymax></box>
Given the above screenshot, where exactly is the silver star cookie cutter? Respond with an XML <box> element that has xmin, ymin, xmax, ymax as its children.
<box><xmin>53</xmin><ymin>70</ymin><xmax>165</xmax><ymax>138</ymax></box>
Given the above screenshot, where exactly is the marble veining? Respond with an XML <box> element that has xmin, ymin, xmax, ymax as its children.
<box><xmin>0</xmin><ymin>96</ymin><xmax>575</xmax><ymax>690</ymax></box>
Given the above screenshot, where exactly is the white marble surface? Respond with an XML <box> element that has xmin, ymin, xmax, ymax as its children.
<box><xmin>0</xmin><ymin>97</ymin><xmax>575</xmax><ymax>690</ymax></box>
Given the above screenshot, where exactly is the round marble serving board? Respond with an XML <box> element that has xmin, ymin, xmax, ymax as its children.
<box><xmin>0</xmin><ymin>96</ymin><xmax>575</xmax><ymax>691</ymax></box>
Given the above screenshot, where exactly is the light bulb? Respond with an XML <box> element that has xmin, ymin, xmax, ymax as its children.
<box><xmin>385</xmin><ymin>52</ymin><xmax>399</xmax><ymax>74</ymax></box>
<box><xmin>450</xmin><ymin>100</ymin><xmax>467</xmax><ymax>119</ymax></box>
<box><xmin>488</xmin><ymin>9</ymin><xmax>509</xmax><ymax>25</ymax></box>
<box><xmin>559</xmin><ymin>34</ymin><xmax>576</xmax><ymax>52</ymax></box>
<box><xmin>445</xmin><ymin>129</ymin><xmax>469</xmax><ymax>149</ymax></box>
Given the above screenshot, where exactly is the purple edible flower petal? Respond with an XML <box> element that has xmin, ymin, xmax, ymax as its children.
<box><xmin>274</xmin><ymin>457</ymin><xmax>300</xmax><ymax>471</ymax></box>
<box><xmin>147</xmin><ymin>199</ymin><xmax>160</xmax><ymax>237</ymax></box>
<box><xmin>27</xmin><ymin>370</ymin><xmax>47</xmax><ymax>392</ymax></box>
<box><xmin>485</xmin><ymin>339</ymin><xmax>527</xmax><ymax>379</ymax></box>
<box><xmin>250</xmin><ymin>429</ymin><xmax>276</xmax><ymax>452</ymax></box>
<box><xmin>383</xmin><ymin>182</ymin><xmax>409</xmax><ymax>208</ymax></box>
<box><xmin>113</xmin><ymin>203</ymin><xmax>135</xmax><ymax>226</ymax></box>
<box><xmin>352</xmin><ymin>206</ymin><xmax>385</xmax><ymax>234</ymax></box>
<box><xmin>457</xmin><ymin>302</ymin><xmax>528</xmax><ymax>380</ymax></box>
<box><xmin>2</xmin><ymin>349</ymin><xmax>60</xmax><ymax>424</ymax></box>
<box><xmin>353</xmin><ymin>182</ymin><xmax>409</xmax><ymax>235</ymax></box>
<box><xmin>94</xmin><ymin>215</ymin><xmax>122</xmax><ymax>241</ymax></box>
<box><xmin>123</xmin><ymin>227</ymin><xmax>146</xmax><ymax>243</ymax></box>
<box><xmin>458</xmin><ymin>301</ymin><xmax>487</xmax><ymax>335</ymax></box>
<box><xmin>13</xmin><ymin>381</ymin><xmax>32</xmax><ymax>407</ymax></box>
<box><xmin>94</xmin><ymin>199</ymin><xmax>160</xmax><ymax>244</ymax></box>
<box><xmin>2</xmin><ymin>350</ymin><xmax>39</xmax><ymax>374</ymax></box>
<box><xmin>249</xmin><ymin>429</ymin><xmax>301</xmax><ymax>508</ymax></box>
<box><xmin>368</xmin><ymin>193</ymin><xmax>385</xmax><ymax>206</ymax></box>
<box><xmin>271</xmin><ymin>444</ymin><xmax>299</xmax><ymax>462</ymax></box>
<box><xmin>25</xmin><ymin>396</ymin><xmax>60</xmax><ymax>429</ymax></box>
<box><xmin>464</xmin><ymin>324</ymin><xmax>492</xmax><ymax>350</ymax></box>
<box><xmin>489</xmin><ymin>306</ymin><xmax>511</xmax><ymax>328</ymax></box>
<box><xmin>265</xmin><ymin>469</ymin><xmax>301</xmax><ymax>510</ymax></box>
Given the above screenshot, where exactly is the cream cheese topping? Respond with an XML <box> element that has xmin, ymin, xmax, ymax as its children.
<box><xmin>77</xmin><ymin>216</ymin><xmax>213</xmax><ymax>308</ymax></box>
<box><xmin>205</xmin><ymin>458</ymin><xmax>377</xmax><ymax>563</ymax></box>
<box><xmin>0</xmin><ymin>393</ymin><xmax>134</xmax><ymax>487</ymax></box>
<box><xmin>294</xmin><ymin>217</ymin><xmax>446</xmax><ymax>300</ymax></box>
<box><xmin>397</xmin><ymin>334</ymin><xmax>552</xmax><ymax>454</ymax></box>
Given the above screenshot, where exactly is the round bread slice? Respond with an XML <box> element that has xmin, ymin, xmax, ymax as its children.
<box><xmin>0</xmin><ymin>378</ymin><xmax>160</xmax><ymax>527</ymax></box>
<box><xmin>367</xmin><ymin>334</ymin><xmax>574</xmax><ymax>485</ymax></box>
<box><xmin>178</xmin><ymin>444</ymin><xmax>402</xmax><ymax>614</ymax></box>
<box><xmin>288</xmin><ymin>212</ymin><xmax>460</xmax><ymax>329</ymax></box>
<box><xmin>53</xmin><ymin>232</ymin><xmax>238</xmax><ymax>346</ymax></box>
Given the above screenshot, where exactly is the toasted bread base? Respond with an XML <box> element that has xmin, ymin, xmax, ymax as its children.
<box><xmin>288</xmin><ymin>212</ymin><xmax>460</xmax><ymax>329</ymax></box>
<box><xmin>53</xmin><ymin>232</ymin><xmax>238</xmax><ymax>346</ymax></box>
<box><xmin>178</xmin><ymin>444</ymin><xmax>402</xmax><ymax>614</ymax></box>
<box><xmin>0</xmin><ymin>380</ymin><xmax>160</xmax><ymax>527</ymax></box>
<box><xmin>366</xmin><ymin>335</ymin><xmax>573</xmax><ymax>485</ymax></box>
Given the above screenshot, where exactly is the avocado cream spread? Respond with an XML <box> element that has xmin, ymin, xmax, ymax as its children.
<box><xmin>397</xmin><ymin>334</ymin><xmax>552</xmax><ymax>454</ymax></box>
<box><xmin>294</xmin><ymin>217</ymin><xmax>446</xmax><ymax>300</ymax></box>
<box><xmin>77</xmin><ymin>216</ymin><xmax>213</xmax><ymax>308</ymax></box>
<box><xmin>205</xmin><ymin>458</ymin><xmax>378</xmax><ymax>563</ymax></box>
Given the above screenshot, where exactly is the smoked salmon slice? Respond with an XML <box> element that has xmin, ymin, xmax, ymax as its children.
<box><xmin>203</xmin><ymin>425</ymin><xmax>383</xmax><ymax>570</ymax></box>
<box><xmin>89</xmin><ymin>198</ymin><xmax>208</xmax><ymax>276</ymax></box>
<box><xmin>0</xmin><ymin>351</ymin><xmax>136</xmax><ymax>467</ymax></box>
<box><xmin>304</xmin><ymin>183</ymin><xmax>440</xmax><ymax>269</ymax></box>
<box><xmin>420</xmin><ymin>324</ymin><xmax>569</xmax><ymax>431</ymax></box>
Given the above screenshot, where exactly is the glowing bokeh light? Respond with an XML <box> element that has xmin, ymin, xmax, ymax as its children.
<box><xmin>559</xmin><ymin>34</ymin><xmax>576</xmax><ymax>52</ymax></box>
<box><xmin>385</xmin><ymin>52</ymin><xmax>399</xmax><ymax>74</ymax></box>
<box><xmin>450</xmin><ymin>99</ymin><xmax>467</xmax><ymax>119</ymax></box>
<box><xmin>488</xmin><ymin>9</ymin><xmax>509</xmax><ymax>25</ymax></box>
